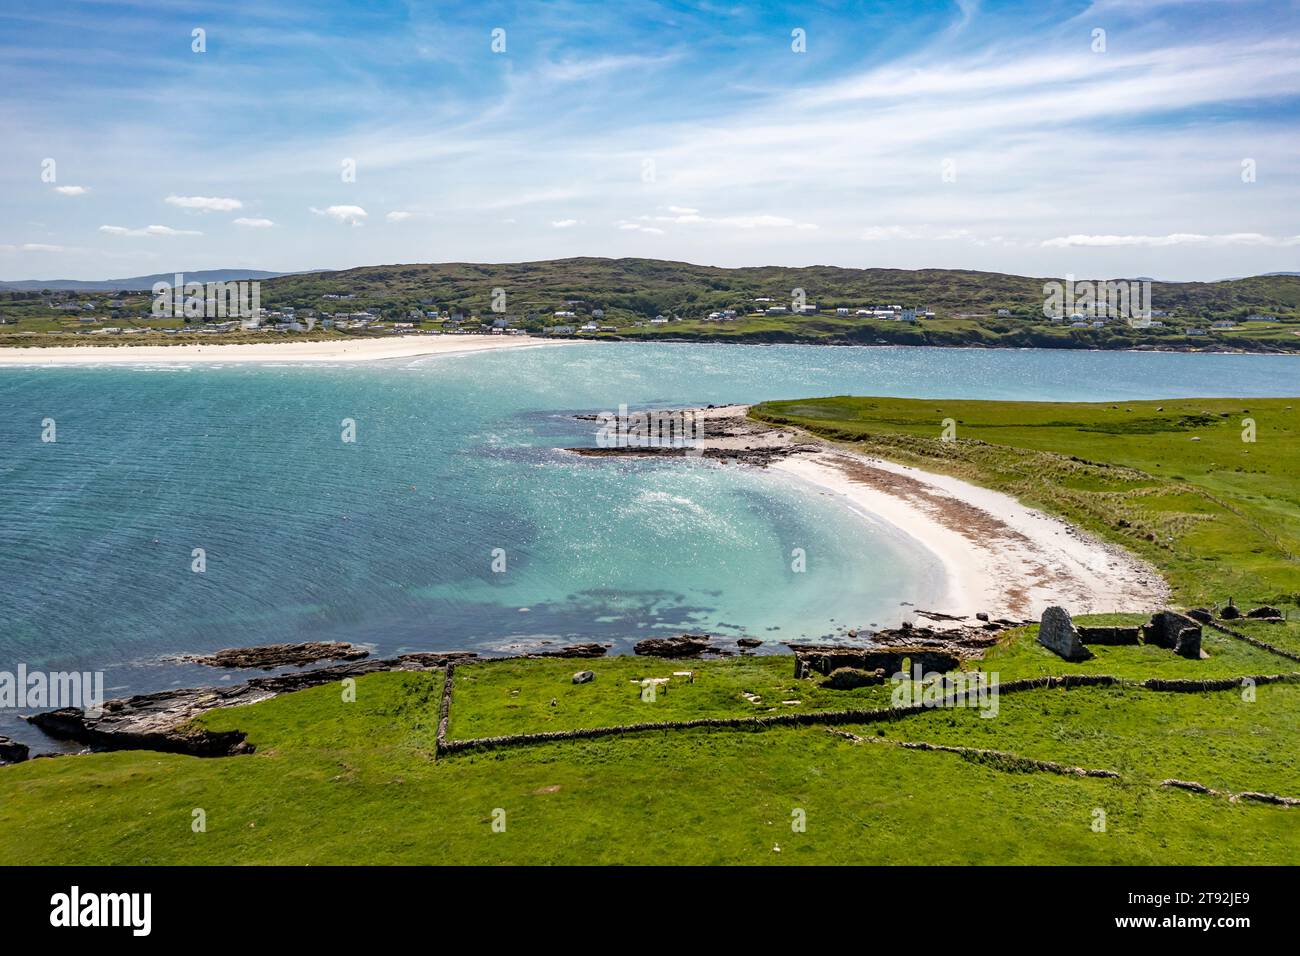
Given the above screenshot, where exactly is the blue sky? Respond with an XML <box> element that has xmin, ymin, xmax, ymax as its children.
<box><xmin>2</xmin><ymin>0</ymin><xmax>1298</xmax><ymax>280</ymax></box>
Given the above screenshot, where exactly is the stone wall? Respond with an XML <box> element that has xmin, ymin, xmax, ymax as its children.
<box><xmin>1142</xmin><ymin>610</ymin><xmax>1203</xmax><ymax>659</ymax></box>
<box><xmin>1075</xmin><ymin>625</ymin><xmax>1141</xmax><ymax>646</ymax></box>
<box><xmin>787</xmin><ymin>644</ymin><xmax>963</xmax><ymax>679</ymax></box>
<box><xmin>1036</xmin><ymin>606</ymin><xmax>1092</xmax><ymax>661</ymax></box>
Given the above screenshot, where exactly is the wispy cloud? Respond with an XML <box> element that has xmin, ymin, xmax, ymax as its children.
<box><xmin>1043</xmin><ymin>233</ymin><xmax>1300</xmax><ymax>248</ymax></box>
<box><xmin>4</xmin><ymin>0</ymin><xmax>1298</xmax><ymax>280</ymax></box>
<box><xmin>165</xmin><ymin>195</ymin><xmax>243</xmax><ymax>212</ymax></box>
<box><xmin>99</xmin><ymin>224</ymin><xmax>203</xmax><ymax>237</ymax></box>
<box><xmin>0</xmin><ymin>242</ymin><xmax>71</xmax><ymax>253</ymax></box>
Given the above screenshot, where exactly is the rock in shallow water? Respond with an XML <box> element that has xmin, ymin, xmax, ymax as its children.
<box><xmin>180</xmin><ymin>641</ymin><xmax>370</xmax><ymax>669</ymax></box>
<box><xmin>0</xmin><ymin>735</ymin><xmax>29</xmax><ymax>764</ymax></box>
<box><xmin>633</xmin><ymin>634</ymin><xmax>712</xmax><ymax>658</ymax></box>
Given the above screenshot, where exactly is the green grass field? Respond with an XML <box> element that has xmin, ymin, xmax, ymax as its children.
<box><xmin>3</xmin><ymin>394</ymin><xmax>1298</xmax><ymax>864</ymax></box>
<box><xmin>752</xmin><ymin>396</ymin><xmax>1300</xmax><ymax>607</ymax></box>
<box><xmin>3</xmin><ymin>667</ymin><xmax>1298</xmax><ymax>865</ymax></box>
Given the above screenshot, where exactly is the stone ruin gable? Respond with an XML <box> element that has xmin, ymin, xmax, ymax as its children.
<box><xmin>787</xmin><ymin>644</ymin><xmax>963</xmax><ymax>679</ymax></box>
<box><xmin>1037</xmin><ymin>606</ymin><xmax>1093</xmax><ymax>662</ymax></box>
<box><xmin>1075</xmin><ymin>624</ymin><xmax>1142</xmax><ymax>645</ymax></box>
<box><xmin>1143</xmin><ymin>610</ymin><xmax>1203</xmax><ymax>659</ymax></box>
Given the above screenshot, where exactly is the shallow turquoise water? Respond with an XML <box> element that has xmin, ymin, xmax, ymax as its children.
<box><xmin>1</xmin><ymin>342</ymin><xmax>1298</xmax><ymax>725</ymax></box>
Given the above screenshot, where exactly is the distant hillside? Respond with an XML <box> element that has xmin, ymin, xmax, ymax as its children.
<box><xmin>6</xmin><ymin>258</ymin><xmax>1298</xmax><ymax>352</ymax></box>
<box><xmin>0</xmin><ymin>269</ymin><xmax>285</xmax><ymax>292</ymax></box>
<box><xmin>258</xmin><ymin>257</ymin><xmax>1300</xmax><ymax>318</ymax></box>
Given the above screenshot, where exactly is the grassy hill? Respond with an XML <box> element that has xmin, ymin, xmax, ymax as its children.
<box><xmin>259</xmin><ymin>257</ymin><xmax>1300</xmax><ymax>318</ymax></box>
<box><xmin>5</xmin><ymin>258</ymin><xmax>1299</xmax><ymax>350</ymax></box>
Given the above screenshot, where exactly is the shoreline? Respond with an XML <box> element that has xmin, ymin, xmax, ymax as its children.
<box><xmin>4</xmin><ymin>337</ymin><xmax>1298</xmax><ymax>366</ymax></box>
<box><xmin>770</xmin><ymin>452</ymin><xmax>1167</xmax><ymax>621</ymax></box>
<box><xmin>612</xmin><ymin>404</ymin><xmax>1170</xmax><ymax>624</ymax></box>
<box><xmin>0</xmin><ymin>334</ymin><xmax>575</xmax><ymax>366</ymax></box>
<box><xmin>585</xmin><ymin>336</ymin><xmax>1300</xmax><ymax>356</ymax></box>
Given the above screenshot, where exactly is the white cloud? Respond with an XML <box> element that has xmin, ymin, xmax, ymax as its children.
<box><xmin>1042</xmin><ymin>233</ymin><xmax>1300</xmax><ymax>248</ymax></box>
<box><xmin>551</xmin><ymin>219</ymin><xmax>579</xmax><ymax>228</ymax></box>
<box><xmin>165</xmin><ymin>195</ymin><xmax>243</xmax><ymax>212</ymax></box>
<box><xmin>53</xmin><ymin>185</ymin><xmax>88</xmax><ymax>196</ymax></box>
<box><xmin>637</xmin><ymin>209</ymin><xmax>816</xmax><ymax>230</ymax></box>
<box><xmin>386</xmin><ymin>211</ymin><xmax>412</xmax><ymax>222</ymax></box>
<box><xmin>310</xmin><ymin>205</ymin><xmax>368</xmax><ymax>226</ymax></box>
<box><xmin>234</xmin><ymin>217</ymin><xmax>275</xmax><ymax>228</ymax></box>
<box><xmin>97</xmin><ymin>225</ymin><xmax>202</xmax><ymax>238</ymax></box>
<box><xmin>0</xmin><ymin>242</ymin><xmax>69</xmax><ymax>253</ymax></box>
<box><xmin>539</xmin><ymin>53</ymin><xmax>679</xmax><ymax>84</ymax></box>
<box><xmin>99</xmin><ymin>224</ymin><xmax>203</xmax><ymax>237</ymax></box>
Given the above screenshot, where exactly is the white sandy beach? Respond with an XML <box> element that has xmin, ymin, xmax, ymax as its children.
<box><xmin>772</xmin><ymin>452</ymin><xmax>1167</xmax><ymax>623</ymax></box>
<box><xmin>691</xmin><ymin>404</ymin><xmax>1168</xmax><ymax>623</ymax></box>
<box><xmin>0</xmin><ymin>334</ymin><xmax>574</xmax><ymax>366</ymax></box>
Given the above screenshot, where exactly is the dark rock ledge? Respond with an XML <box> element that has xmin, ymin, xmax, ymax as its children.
<box><xmin>178</xmin><ymin>641</ymin><xmax>370</xmax><ymax>669</ymax></box>
<box><xmin>0</xmin><ymin>736</ymin><xmax>30</xmax><ymax>765</ymax></box>
<box><xmin>27</xmin><ymin>651</ymin><xmax>478</xmax><ymax>758</ymax></box>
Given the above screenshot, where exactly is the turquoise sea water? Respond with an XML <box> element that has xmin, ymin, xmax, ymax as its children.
<box><xmin>2</xmin><ymin>342</ymin><xmax>1298</xmax><ymax>744</ymax></box>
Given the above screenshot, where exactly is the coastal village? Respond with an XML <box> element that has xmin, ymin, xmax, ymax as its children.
<box><xmin>0</xmin><ymin>272</ymin><xmax>1295</xmax><ymax>349</ymax></box>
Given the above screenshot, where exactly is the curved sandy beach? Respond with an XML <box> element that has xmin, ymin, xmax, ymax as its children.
<box><xmin>695</xmin><ymin>405</ymin><xmax>1169</xmax><ymax>624</ymax></box>
<box><xmin>0</xmin><ymin>334</ymin><xmax>573</xmax><ymax>366</ymax></box>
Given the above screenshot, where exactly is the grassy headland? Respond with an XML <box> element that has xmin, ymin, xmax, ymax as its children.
<box><xmin>751</xmin><ymin>396</ymin><xmax>1300</xmax><ymax>608</ymax></box>
<box><xmin>2</xmin><ymin>394</ymin><xmax>1299</xmax><ymax>864</ymax></box>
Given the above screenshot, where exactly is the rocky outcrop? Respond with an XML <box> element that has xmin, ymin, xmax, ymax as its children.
<box><xmin>1220</xmin><ymin>599</ymin><xmax>1242</xmax><ymax>620</ymax></box>
<box><xmin>27</xmin><ymin>651</ymin><xmax>474</xmax><ymax>757</ymax></box>
<box><xmin>737</xmin><ymin>638</ymin><xmax>763</xmax><ymax>650</ymax></box>
<box><xmin>634</xmin><ymin>634</ymin><xmax>713</xmax><ymax>658</ymax></box>
<box><xmin>29</xmin><ymin>701</ymin><xmax>255</xmax><ymax>757</ymax></box>
<box><xmin>536</xmin><ymin>643</ymin><xmax>610</xmax><ymax>658</ymax></box>
<box><xmin>570</xmin><ymin>445</ymin><xmax>805</xmax><ymax>466</ymax></box>
<box><xmin>1246</xmin><ymin>606</ymin><xmax>1283</xmax><ymax>621</ymax></box>
<box><xmin>870</xmin><ymin>623</ymin><xmax>1007</xmax><ymax>651</ymax></box>
<box><xmin>1037</xmin><ymin>606</ymin><xmax>1093</xmax><ymax>661</ymax></box>
<box><xmin>0</xmin><ymin>736</ymin><xmax>30</xmax><ymax>765</ymax></box>
<box><xmin>572</xmin><ymin>670</ymin><xmax>595</xmax><ymax>684</ymax></box>
<box><xmin>180</xmin><ymin>641</ymin><xmax>370</xmax><ymax>669</ymax></box>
